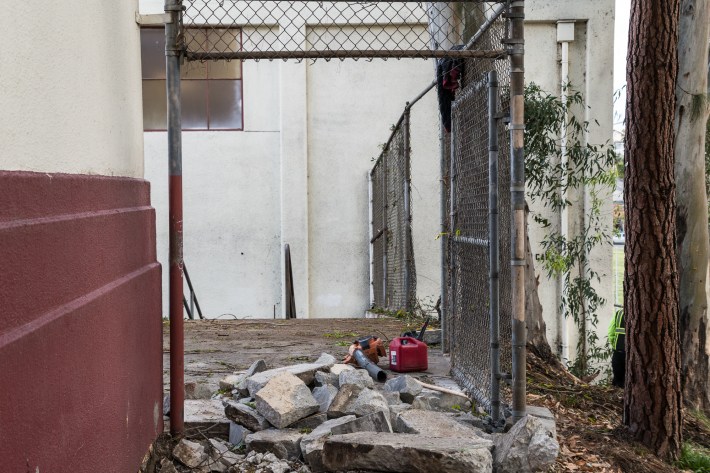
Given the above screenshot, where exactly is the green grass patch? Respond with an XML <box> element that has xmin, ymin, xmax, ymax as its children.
<box><xmin>323</xmin><ymin>331</ymin><xmax>358</xmax><ymax>339</ymax></box>
<box><xmin>677</xmin><ymin>443</ymin><xmax>710</xmax><ymax>472</ymax></box>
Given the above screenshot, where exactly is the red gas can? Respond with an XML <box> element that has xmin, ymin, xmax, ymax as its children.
<box><xmin>389</xmin><ymin>336</ymin><xmax>428</xmax><ymax>372</ymax></box>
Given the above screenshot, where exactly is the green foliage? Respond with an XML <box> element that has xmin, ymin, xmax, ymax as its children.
<box><xmin>525</xmin><ymin>83</ymin><xmax>616</xmax><ymax>377</ymax></box>
<box><xmin>323</xmin><ymin>331</ymin><xmax>358</xmax><ymax>339</ymax></box>
<box><xmin>676</xmin><ymin>443</ymin><xmax>710</xmax><ymax>472</ymax></box>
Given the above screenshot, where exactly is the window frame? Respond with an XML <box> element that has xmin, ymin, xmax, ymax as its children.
<box><xmin>140</xmin><ymin>27</ymin><xmax>244</xmax><ymax>132</ymax></box>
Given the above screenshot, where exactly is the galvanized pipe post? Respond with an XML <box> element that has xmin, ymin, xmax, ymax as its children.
<box><xmin>382</xmin><ymin>142</ymin><xmax>388</xmax><ymax>306</ymax></box>
<box><xmin>509</xmin><ymin>0</ymin><xmax>527</xmax><ymax>424</ymax></box>
<box><xmin>368</xmin><ymin>171</ymin><xmax>375</xmax><ymax>307</ymax></box>
<box><xmin>165</xmin><ymin>0</ymin><xmax>185</xmax><ymax>436</ymax></box>
<box><xmin>449</xmin><ymin>120</ymin><xmax>458</xmax><ymax>355</ymax></box>
<box><xmin>403</xmin><ymin>107</ymin><xmax>412</xmax><ymax>312</ymax></box>
<box><xmin>439</xmin><ymin>123</ymin><xmax>449</xmax><ymax>353</ymax></box>
<box><xmin>488</xmin><ymin>70</ymin><xmax>501</xmax><ymax>424</ymax></box>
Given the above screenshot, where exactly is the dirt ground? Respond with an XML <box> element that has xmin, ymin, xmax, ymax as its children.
<box><xmin>163</xmin><ymin>318</ymin><xmax>451</xmax><ymax>393</ymax></box>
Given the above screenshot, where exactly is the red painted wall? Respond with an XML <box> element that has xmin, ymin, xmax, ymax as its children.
<box><xmin>0</xmin><ymin>171</ymin><xmax>163</xmax><ymax>472</ymax></box>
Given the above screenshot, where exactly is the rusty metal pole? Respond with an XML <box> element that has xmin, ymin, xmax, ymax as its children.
<box><xmin>165</xmin><ymin>0</ymin><xmax>184</xmax><ymax>436</ymax></box>
<box><xmin>509</xmin><ymin>0</ymin><xmax>527</xmax><ymax>424</ymax></box>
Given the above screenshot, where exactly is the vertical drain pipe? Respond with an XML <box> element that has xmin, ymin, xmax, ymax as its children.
<box><xmin>165</xmin><ymin>0</ymin><xmax>185</xmax><ymax>436</ymax></box>
<box><xmin>488</xmin><ymin>71</ymin><xmax>501</xmax><ymax>424</ymax></box>
<box><xmin>509</xmin><ymin>0</ymin><xmax>527</xmax><ymax>424</ymax></box>
<box><xmin>557</xmin><ymin>20</ymin><xmax>575</xmax><ymax>367</ymax></box>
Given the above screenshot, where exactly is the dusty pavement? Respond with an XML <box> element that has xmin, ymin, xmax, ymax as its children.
<box><xmin>163</xmin><ymin>318</ymin><xmax>452</xmax><ymax>394</ymax></box>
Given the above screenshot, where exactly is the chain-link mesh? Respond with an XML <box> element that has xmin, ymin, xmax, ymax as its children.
<box><xmin>448</xmin><ymin>52</ymin><xmax>511</xmax><ymax>417</ymax></box>
<box><xmin>180</xmin><ymin>1</ymin><xmax>509</xmax><ymax>60</ymax></box>
<box><xmin>370</xmin><ymin>112</ymin><xmax>415</xmax><ymax>312</ymax></box>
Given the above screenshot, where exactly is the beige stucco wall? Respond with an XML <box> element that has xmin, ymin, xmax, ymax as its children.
<box><xmin>0</xmin><ymin>1</ymin><xmax>144</xmax><ymax>177</ymax></box>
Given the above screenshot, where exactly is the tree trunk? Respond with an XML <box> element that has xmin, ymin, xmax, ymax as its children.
<box><xmin>525</xmin><ymin>209</ymin><xmax>555</xmax><ymax>362</ymax></box>
<box><xmin>624</xmin><ymin>0</ymin><xmax>683</xmax><ymax>460</ymax></box>
<box><xmin>675</xmin><ymin>0</ymin><xmax>710</xmax><ymax>413</ymax></box>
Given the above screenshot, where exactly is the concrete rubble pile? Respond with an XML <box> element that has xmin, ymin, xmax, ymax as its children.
<box><xmin>169</xmin><ymin>354</ymin><xmax>558</xmax><ymax>473</ymax></box>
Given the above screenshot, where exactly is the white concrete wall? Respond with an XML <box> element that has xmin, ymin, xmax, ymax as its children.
<box><xmin>0</xmin><ymin>1</ymin><xmax>144</xmax><ymax>177</ymax></box>
<box><xmin>526</xmin><ymin>0</ymin><xmax>616</xmax><ymax>369</ymax></box>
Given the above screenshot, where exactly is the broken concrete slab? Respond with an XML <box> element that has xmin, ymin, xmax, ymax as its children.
<box><xmin>245</xmin><ymin>429</ymin><xmax>304</xmax><ymax>461</ymax></box>
<box><xmin>173</xmin><ymin>439</ymin><xmax>209</xmax><ymax>470</ymax></box>
<box><xmin>300</xmin><ymin>416</ymin><xmax>357</xmax><ymax>472</ymax></box>
<box><xmin>224</xmin><ymin>401</ymin><xmax>270</xmax><ymax>432</ymax></box>
<box><xmin>314</xmin><ymin>371</ymin><xmax>339</xmax><ymax>387</ymax></box>
<box><xmin>330</xmin><ymin>411</ymin><xmax>392</xmax><ymax>435</ymax></box>
<box><xmin>525</xmin><ymin>405</ymin><xmax>557</xmax><ymax>436</ymax></box>
<box><xmin>228</xmin><ymin>421</ymin><xmax>252</xmax><ymax>446</ymax></box>
<box><xmin>322</xmin><ymin>432</ymin><xmax>493</xmax><ymax>473</ymax></box>
<box><xmin>290</xmin><ymin>413</ymin><xmax>328</xmax><ymax>431</ymax></box>
<box><xmin>412</xmin><ymin>389</ymin><xmax>472</xmax><ymax>412</ymax></box>
<box><xmin>312</xmin><ymin>385</ymin><xmax>338</xmax><ymax>413</ymax></box>
<box><xmin>384</xmin><ymin>375</ymin><xmax>422</xmax><ymax>403</ymax></box>
<box><xmin>255</xmin><ymin>372</ymin><xmax>320</xmax><ymax>428</ymax></box>
<box><xmin>329</xmin><ymin>363</ymin><xmax>354</xmax><ymax>376</ymax></box>
<box><xmin>394</xmin><ymin>409</ymin><xmax>491</xmax><ymax>440</ymax></box>
<box><xmin>387</xmin><ymin>403</ymin><xmax>411</xmax><ymax>426</ymax></box>
<box><xmin>219</xmin><ymin>374</ymin><xmax>243</xmax><ymax>391</ymax></box>
<box><xmin>184</xmin><ymin>399</ymin><xmax>230</xmax><ymax>439</ymax></box>
<box><xmin>246</xmin><ymin>353</ymin><xmax>336</xmax><ymax>397</ymax></box>
<box><xmin>338</xmin><ymin>369</ymin><xmax>374</xmax><ymax>389</ymax></box>
<box><xmin>494</xmin><ymin>415</ymin><xmax>559</xmax><ymax>473</ymax></box>
<box><xmin>208</xmin><ymin>438</ymin><xmax>245</xmax><ymax>469</ymax></box>
<box><xmin>327</xmin><ymin>385</ymin><xmax>389</xmax><ymax>419</ymax></box>
<box><xmin>159</xmin><ymin>459</ymin><xmax>179</xmax><ymax>473</ymax></box>
<box><xmin>382</xmin><ymin>391</ymin><xmax>401</xmax><ymax>405</ymax></box>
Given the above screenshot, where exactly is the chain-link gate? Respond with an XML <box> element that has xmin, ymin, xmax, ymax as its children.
<box><xmin>163</xmin><ymin>0</ymin><xmax>526</xmax><ymax>434</ymax></box>
<box><xmin>369</xmin><ymin>110</ymin><xmax>415</xmax><ymax>313</ymax></box>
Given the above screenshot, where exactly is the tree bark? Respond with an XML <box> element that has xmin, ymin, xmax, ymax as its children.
<box><xmin>675</xmin><ymin>0</ymin><xmax>710</xmax><ymax>413</ymax></box>
<box><xmin>624</xmin><ymin>0</ymin><xmax>683</xmax><ymax>460</ymax></box>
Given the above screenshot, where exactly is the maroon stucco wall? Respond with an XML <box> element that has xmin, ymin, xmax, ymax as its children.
<box><xmin>0</xmin><ymin>171</ymin><xmax>163</xmax><ymax>472</ymax></box>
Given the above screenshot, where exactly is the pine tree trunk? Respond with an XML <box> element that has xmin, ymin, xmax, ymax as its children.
<box><xmin>624</xmin><ymin>0</ymin><xmax>683</xmax><ymax>460</ymax></box>
<box><xmin>675</xmin><ymin>0</ymin><xmax>710</xmax><ymax>413</ymax></box>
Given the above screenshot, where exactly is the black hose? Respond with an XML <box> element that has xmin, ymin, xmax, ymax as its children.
<box><xmin>352</xmin><ymin>349</ymin><xmax>387</xmax><ymax>382</ymax></box>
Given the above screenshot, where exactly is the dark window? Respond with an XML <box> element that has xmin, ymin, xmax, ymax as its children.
<box><xmin>140</xmin><ymin>28</ymin><xmax>243</xmax><ymax>131</ymax></box>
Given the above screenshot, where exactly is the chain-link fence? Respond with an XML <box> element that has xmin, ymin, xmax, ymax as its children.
<box><xmin>370</xmin><ymin>111</ymin><xmax>416</xmax><ymax>312</ymax></box>
<box><xmin>180</xmin><ymin>1</ymin><xmax>509</xmax><ymax>60</ymax></box>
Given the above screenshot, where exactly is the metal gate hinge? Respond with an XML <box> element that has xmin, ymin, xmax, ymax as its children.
<box><xmin>135</xmin><ymin>12</ymin><xmax>173</xmax><ymax>26</ymax></box>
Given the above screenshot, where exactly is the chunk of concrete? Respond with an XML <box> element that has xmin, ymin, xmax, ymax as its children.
<box><xmin>159</xmin><ymin>459</ymin><xmax>179</xmax><ymax>473</ymax></box>
<box><xmin>494</xmin><ymin>415</ymin><xmax>559</xmax><ymax>473</ymax></box>
<box><xmin>300</xmin><ymin>416</ymin><xmax>357</xmax><ymax>472</ymax></box>
<box><xmin>247</xmin><ymin>354</ymin><xmax>336</xmax><ymax>397</ymax></box>
<box><xmin>394</xmin><ymin>409</ymin><xmax>491</xmax><ymax>440</ymax></box>
<box><xmin>208</xmin><ymin>438</ymin><xmax>245</xmax><ymax>468</ymax></box>
<box><xmin>225</xmin><ymin>401</ymin><xmax>270</xmax><ymax>432</ymax></box>
<box><xmin>327</xmin><ymin>385</ymin><xmax>389</xmax><ymax>419</ymax></box>
<box><xmin>290</xmin><ymin>413</ymin><xmax>328</xmax><ymax>431</ymax></box>
<box><xmin>330</xmin><ymin>411</ymin><xmax>392</xmax><ymax>435</ymax></box>
<box><xmin>322</xmin><ymin>432</ymin><xmax>493</xmax><ymax>473</ymax></box>
<box><xmin>329</xmin><ymin>364</ymin><xmax>355</xmax><ymax>375</ymax></box>
<box><xmin>219</xmin><ymin>374</ymin><xmax>243</xmax><ymax>391</ymax></box>
<box><xmin>314</xmin><ymin>371</ymin><xmax>339</xmax><ymax>387</ymax></box>
<box><xmin>255</xmin><ymin>372</ymin><xmax>320</xmax><ymax>428</ymax></box>
<box><xmin>422</xmin><ymin>328</ymin><xmax>441</xmax><ymax>345</ymax></box>
<box><xmin>228</xmin><ymin>421</ymin><xmax>252</xmax><ymax>446</ymax></box>
<box><xmin>173</xmin><ymin>439</ymin><xmax>209</xmax><ymax>470</ymax></box>
<box><xmin>245</xmin><ymin>429</ymin><xmax>304</xmax><ymax>461</ymax></box>
<box><xmin>411</xmin><ymin>389</ymin><xmax>472</xmax><ymax>412</ymax></box>
<box><xmin>338</xmin><ymin>369</ymin><xmax>374</xmax><ymax>389</ymax></box>
<box><xmin>388</xmin><ymin>403</ymin><xmax>411</xmax><ymax>426</ymax></box>
<box><xmin>184</xmin><ymin>399</ymin><xmax>230</xmax><ymax>439</ymax></box>
<box><xmin>384</xmin><ymin>375</ymin><xmax>422</xmax><ymax>403</ymax></box>
<box><xmin>526</xmin><ymin>405</ymin><xmax>557</xmax><ymax>437</ymax></box>
<box><xmin>312</xmin><ymin>385</ymin><xmax>338</xmax><ymax>413</ymax></box>
<box><xmin>185</xmin><ymin>382</ymin><xmax>213</xmax><ymax>400</ymax></box>
<box><xmin>381</xmin><ymin>391</ymin><xmax>401</xmax><ymax>405</ymax></box>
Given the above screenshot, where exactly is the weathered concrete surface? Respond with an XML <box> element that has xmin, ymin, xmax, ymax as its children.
<box><xmin>329</xmin><ymin>364</ymin><xmax>355</xmax><ymax>376</ymax></box>
<box><xmin>228</xmin><ymin>422</ymin><xmax>252</xmax><ymax>446</ymax></box>
<box><xmin>245</xmin><ymin>429</ymin><xmax>304</xmax><ymax>461</ymax></box>
<box><xmin>315</xmin><ymin>371</ymin><xmax>339</xmax><ymax>387</ymax></box>
<box><xmin>494</xmin><ymin>415</ymin><xmax>558</xmax><ymax>473</ymax></box>
<box><xmin>246</xmin><ymin>354</ymin><xmax>336</xmax><ymax>397</ymax></box>
<box><xmin>173</xmin><ymin>439</ymin><xmax>208</xmax><ymax>470</ymax></box>
<box><xmin>224</xmin><ymin>401</ymin><xmax>270</xmax><ymax>432</ymax></box>
<box><xmin>300</xmin><ymin>416</ymin><xmax>357</xmax><ymax>473</ymax></box>
<box><xmin>255</xmin><ymin>372</ymin><xmax>320</xmax><ymax>428</ymax></box>
<box><xmin>185</xmin><ymin>381</ymin><xmax>214</xmax><ymax>400</ymax></box>
<box><xmin>322</xmin><ymin>432</ymin><xmax>493</xmax><ymax>473</ymax></box>
<box><xmin>312</xmin><ymin>385</ymin><xmax>339</xmax><ymax>413</ymax></box>
<box><xmin>330</xmin><ymin>411</ymin><xmax>392</xmax><ymax>435</ymax></box>
<box><xmin>338</xmin><ymin>369</ymin><xmax>374</xmax><ymax>389</ymax></box>
<box><xmin>208</xmin><ymin>438</ymin><xmax>245</xmax><ymax>469</ymax></box>
<box><xmin>184</xmin><ymin>399</ymin><xmax>230</xmax><ymax>439</ymax></box>
<box><xmin>290</xmin><ymin>413</ymin><xmax>328</xmax><ymax>430</ymax></box>
<box><xmin>384</xmin><ymin>375</ymin><xmax>422</xmax><ymax>403</ymax></box>
<box><xmin>394</xmin><ymin>409</ymin><xmax>490</xmax><ymax>440</ymax></box>
<box><xmin>411</xmin><ymin>388</ymin><xmax>471</xmax><ymax>412</ymax></box>
<box><xmin>327</xmin><ymin>385</ymin><xmax>389</xmax><ymax>418</ymax></box>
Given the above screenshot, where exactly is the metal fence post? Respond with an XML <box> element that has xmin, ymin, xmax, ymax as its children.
<box><xmin>383</xmin><ymin>144</ymin><xmax>388</xmax><ymax>306</ymax></box>
<box><xmin>403</xmin><ymin>107</ymin><xmax>412</xmax><ymax>312</ymax></box>
<box><xmin>440</xmin><ymin>123</ymin><xmax>449</xmax><ymax>353</ymax></box>
<box><xmin>368</xmin><ymin>171</ymin><xmax>375</xmax><ymax>307</ymax></box>
<box><xmin>488</xmin><ymin>70</ymin><xmax>501</xmax><ymax>424</ymax></box>
<box><xmin>449</xmin><ymin>120</ymin><xmax>458</xmax><ymax>356</ymax></box>
<box><xmin>509</xmin><ymin>0</ymin><xmax>527</xmax><ymax>424</ymax></box>
<box><xmin>165</xmin><ymin>0</ymin><xmax>185</xmax><ymax>436</ymax></box>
